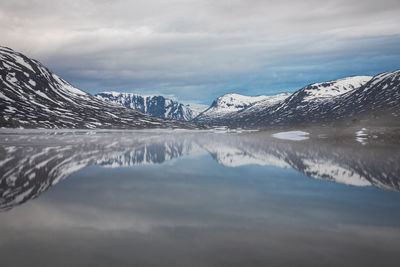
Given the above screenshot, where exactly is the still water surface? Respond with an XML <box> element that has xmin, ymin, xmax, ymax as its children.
<box><xmin>0</xmin><ymin>130</ymin><xmax>399</xmax><ymax>267</ymax></box>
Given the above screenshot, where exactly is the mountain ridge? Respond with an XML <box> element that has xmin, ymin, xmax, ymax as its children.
<box><xmin>194</xmin><ymin>72</ymin><xmax>399</xmax><ymax>128</ymax></box>
<box><xmin>195</xmin><ymin>93</ymin><xmax>291</xmax><ymax>123</ymax></box>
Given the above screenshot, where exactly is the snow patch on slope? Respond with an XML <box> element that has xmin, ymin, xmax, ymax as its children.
<box><xmin>209</xmin><ymin>93</ymin><xmax>272</xmax><ymax>113</ymax></box>
<box><xmin>303</xmin><ymin>159</ymin><xmax>372</xmax><ymax>187</ymax></box>
<box><xmin>196</xmin><ymin>93</ymin><xmax>291</xmax><ymax>122</ymax></box>
<box><xmin>303</xmin><ymin>76</ymin><xmax>372</xmax><ymax>101</ymax></box>
<box><xmin>185</xmin><ymin>103</ymin><xmax>209</xmax><ymax>117</ymax></box>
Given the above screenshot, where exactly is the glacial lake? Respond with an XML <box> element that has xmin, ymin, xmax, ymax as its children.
<box><xmin>0</xmin><ymin>129</ymin><xmax>399</xmax><ymax>267</ymax></box>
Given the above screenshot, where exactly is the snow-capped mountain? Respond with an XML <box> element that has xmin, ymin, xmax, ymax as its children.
<box><xmin>95</xmin><ymin>92</ymin><xmax>203</xmax><ymax>121</ymax></box>
<box><xmin>195</xmin><ymin>72</ymin><xmax>400</xmax><ymax>128</ymax></box>
<box><xmin>232</xmin><ymin>75</ymin><xmax>374</xmax><ymax>126</ymax></box>
<box><xmin>195</xmin><ymin>93</ymin><xmax>291</xmax><ymax>123</ymax></box>
<box><xmin>0</xmin><ymin>46</ymin><xmax>199</xmax><ymax>129</ymax></box>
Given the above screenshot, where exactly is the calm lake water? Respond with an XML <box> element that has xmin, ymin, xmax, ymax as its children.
<box><xmin>0</xmin><ymin>129</ymin><xmax>399</xmax><ymax>267</ymax></box>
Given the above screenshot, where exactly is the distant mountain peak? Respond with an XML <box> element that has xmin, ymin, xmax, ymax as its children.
<box><xmin>95</xmin><ymin>91</ymin><xmax>206</xmax><ymax>121</ymax></box>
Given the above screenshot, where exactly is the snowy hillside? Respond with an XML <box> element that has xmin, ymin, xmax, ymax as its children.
<box><xmin>196</xmin><ymin>73</ymin><xmax>399</xmax><ymax>128</ymax></box>
<box><xmin>195</xmin><ymin>93</ymin><xmax>291</xmax><ymax>123</ymax></box>
<box><xmin>0</xmin><ymin>46</ymin><xmax>199</xmax><ymax>129</ymax></box>
<box><xmin>301</xmin><ymin>76</ymin><xmax>372</xmax><ymax>102</ymax></box>
<box><xmin>186</xmin><ymin>103</ymin><xmax>209</xmax><ymax>117</ymax></box>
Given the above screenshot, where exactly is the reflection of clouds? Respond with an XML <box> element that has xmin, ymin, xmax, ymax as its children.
<box><xmin>1</xmin><ymin>162</ymin><xmax>400</xmax><ymax>267</ymax></box>
<box><xmin>0</xmin><ymin>170</ymin><xmax>273</xmax><ymax>233</ymax></box>
<box><xmin>2</xmin><ymin>167</ymin><xmax>398</xmax><ymax>239</ymax></box>
<box><xmin>336</xmin><ymin>224</ymin><xmax>400</xmax><ymax>241</ymax></box>
<box><xmin>1</xmin><ymin>201</ymin><xmax>163</xmax><ymax>233</ymax></box>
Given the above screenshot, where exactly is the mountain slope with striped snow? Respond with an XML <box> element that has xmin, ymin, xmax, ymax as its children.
<box><xmin>301</xmin><ymin>76</ymin><xmax>372</xmax><ymax>102</ymax></box>
<box><xmin>196</xmin><ymin>72</ymin><xmax>400</xmax><ymax>128</ymax></box>
<box><xmin>0</xmin><ymin>46</ymin><xmax>199</xmax><ymax>129</ymax></box>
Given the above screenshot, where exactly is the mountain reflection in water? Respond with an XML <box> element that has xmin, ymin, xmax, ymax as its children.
<box><xmin>1</xmin><ymin>129</ymin><xmax>400</xmax><ymax>267</ymax></box>
<box><xmin>0</xmin><ymin>130</ymin><xmax>399</xmax><ymax>211</ymax></box>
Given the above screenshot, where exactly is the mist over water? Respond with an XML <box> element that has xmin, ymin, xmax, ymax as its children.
<box><xmin>0</xmin><ymin>130</ymin><xmax>399</xmax><ymax>267</ymax></box>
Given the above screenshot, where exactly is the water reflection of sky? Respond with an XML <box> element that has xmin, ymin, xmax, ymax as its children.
<box><xmin>0</xmin><ymin>131</ymin><xmax>400</xmax><ymax>266</ymax></box>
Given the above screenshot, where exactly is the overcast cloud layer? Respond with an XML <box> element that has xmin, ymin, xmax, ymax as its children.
<box><xmin>1</xmin><ymin>0</ymin><xmax>400</xmax><ymax>104</ymax></box>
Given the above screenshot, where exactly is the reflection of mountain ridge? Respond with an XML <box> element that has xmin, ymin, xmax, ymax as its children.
<box><xmin>96</xmin><ymin>142</ymin><xmax>193</xmax><ymax>168</ymax></box>
<box><xmin>199</xmin><ymin>135</ymin><xmax>399</xmax><ymax>190</ymax></box>
<box><xmin>1</xmin><ymin>131</ymin><xmax>399</xmax><ymax>211</ymax></box>
<box><xmin>0</xmin><ymin>133</ymin><xmax>193</xmax><ymax>211</ymax></box>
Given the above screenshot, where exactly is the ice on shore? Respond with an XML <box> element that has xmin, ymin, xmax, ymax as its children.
<box><xmin>272</xmin><ymin>130</ymin><xmax>310</xmax><ymax>141</ymax></box>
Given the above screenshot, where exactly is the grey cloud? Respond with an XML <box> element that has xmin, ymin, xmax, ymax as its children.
<box><xmin>1</xmin><ymin>0</ymin><xmax>399</xmax><ymax>102</ymax></box>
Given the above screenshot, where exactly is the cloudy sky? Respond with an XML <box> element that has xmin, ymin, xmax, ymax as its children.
<box><xmin>1</xmin><ymin>0</ymin><xmax>400</xmax><ymax>104</ymax></box>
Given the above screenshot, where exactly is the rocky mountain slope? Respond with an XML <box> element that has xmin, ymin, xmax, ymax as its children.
<box><xmin>95</xmin><ymin>92</ymin><xmax>205</xmax><ymax>121</ymax></box>
<box><xmin>195</xmin><ymin>73</ymin><xmax>400</xmax><ymax>128</ymax></box>
<box><xmin>0</xmin><ymin>46</ymin><xmax>199</xmax><ymax>129</ymax></box>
